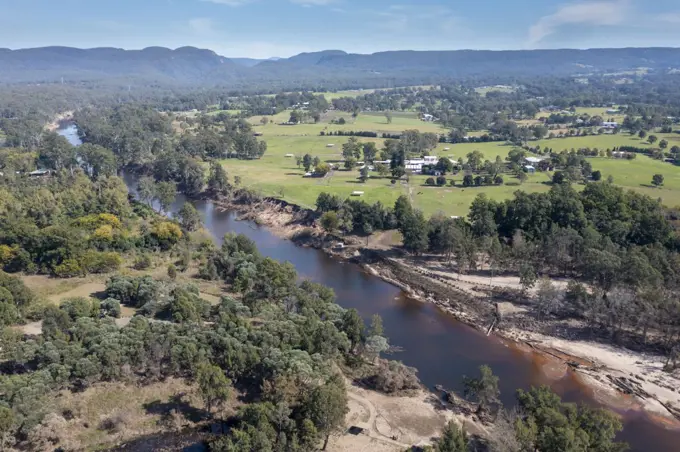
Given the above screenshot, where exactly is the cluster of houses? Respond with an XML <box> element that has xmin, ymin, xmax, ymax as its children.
<box><xmin>373</xmin><ymin>155</ymin><xmax>449</xmax><ymax>174</ymax></box>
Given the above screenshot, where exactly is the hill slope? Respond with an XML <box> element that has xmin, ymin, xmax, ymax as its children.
<box><xmin>1</xmin><ymin>46</ymin><xmax>679</xmax><ymax>86</ymax></box>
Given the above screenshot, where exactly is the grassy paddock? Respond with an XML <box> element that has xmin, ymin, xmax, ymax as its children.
<box><xmin>225</xmin><ymin>106</ymin><xmax>680</xmax><ymax>217</ymax></box>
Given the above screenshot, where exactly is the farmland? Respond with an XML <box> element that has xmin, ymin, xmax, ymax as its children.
<box><xmin>214</xmin><ymin>91</ymin><xmax>680</xmax><ymax>217</ymax></box>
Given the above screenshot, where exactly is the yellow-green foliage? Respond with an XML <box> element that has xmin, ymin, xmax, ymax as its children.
<box><xmin>93</xmin><ymin>224</ymin><xmax>114</xmax><ymax>241</ymax></box>
<box><xmin>0</xmin><ymin>245</ymin><xmax>17</xmax><ymax>265</ymax></box>
<box><xmin>74</xmin><ymin>213</ymin><xmax>122</xmax><ymax>230</ymax></box>
<box><xmin>152</xmin><ymin>221</ymin><xmax>183</xmax><ymax>241</ymax></box>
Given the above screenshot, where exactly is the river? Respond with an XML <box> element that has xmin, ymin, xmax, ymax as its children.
<box><xmin>58</xmin><ymin>123</ymin><xmax>679</xmax><ymax>451</ymax></box>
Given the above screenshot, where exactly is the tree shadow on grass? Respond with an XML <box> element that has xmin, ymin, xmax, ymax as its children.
<box><xmin>144</xmin><ymin>393</ymin><xmax>207</xmax><ymax>423</ymax></box>
<box><xmin>640</xmin><ymin>184</ymin><xmax>662</xmax><ymax>189</ymax></box>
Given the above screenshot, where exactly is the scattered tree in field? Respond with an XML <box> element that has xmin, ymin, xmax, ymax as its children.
<box><xmin>362</xmin><ymin>142</ymin><xmax>378</xmax><ymax>162</ymax></box>
<box><xmin>638</xmin><ymin>130</ymin><xmax>647</xmax><ymax>139</ymax></box>
<box><xmin>302</xmin><ymin>154</ymin><xmax>313</xmax><ymax>172</ymax></box>
<box><xmin>260</xmin><ymin>116</ymin><xmax>269</xmax><ymax>126</ymax></box>
<box><xmin>385</xmin><ymin>111</ymin><xmax>393</xmax><ymax>124</ymax></box>
<box><xmin>652</xmin><ymin>174</ymin><xmax>664</xmax><ymax>187</ymax></box>
<box><xmin>648</xmin><ymin>135</ymin><xmax>658</xmax><ymax>145</ymax></box>
<box><xmin>592</xmin><ymin>170</ymin><xmax>602</xmax><ymax>181</ymax></box>
<box><xmin>436</xmin><ymin>176</ymin><xmax>447</xmax><ymax>186</ymax></box>
<box><xmin>342</xmin><ymin>137</ymin><xmax>362</xmax><ymax>160</ymax></box>
<box><xmin>463</xmin><ymin>365</ymin><xmax>500</xmax><ymax>414</ymax></box>
<box><xmin>344</xmin><ymin>157</ymin><xmax>357</xmax><ymax>170</ymax></box>
<box><xmin>435</xmin><ymin>421</ymin><xmax>468</xmax><ymax>452</ymax></box>
<box><xmin>359</xmin><ymin>165</ymin><xmax>369</xmax><ymax>182</ymax></box>
<box><xmin>312</xmin><ymin>156</ymin><xmax>321</xmax><ymax>169</ymax></box>
<box><xmin>426</xmin><ymin>177</ymin><xmax>436</xmax><ymax>186</ymax></box>
<box><xmin>660</xmin><ymin>139</ymin><xmax>669</xmax><ymax>149</ymax></box>
<box><xmin>316</xmin><ymin>162</ymin><xmax>331</xmax><ymax>176</ymax></box>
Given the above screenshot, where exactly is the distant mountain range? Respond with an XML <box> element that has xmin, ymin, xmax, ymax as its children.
<box><xmin>1</xmin><ymin>46</ymin><xmax>679</xmax><ymax>87</ymax></box>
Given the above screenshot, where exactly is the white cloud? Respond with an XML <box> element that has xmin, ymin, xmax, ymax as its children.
<box><xmin>528</xmin><ymin>0</ymin><xmax>630</xmax><ymax>45</ymax></box>
<box><xmin>201</xmin><ymin>0</ymin><xmax>253</xmax><ymax>6</ymax></box>
<box><xmin>188</xmin><ymin>18</ymin><xmax>215</xmax><ymax>35</ymax></box>
<box><xmin>290</xmin><ymin>0</ymin><xmax>336</xmax><ymax>5</ymax></box>
<box><xmin>657</xmin><ymin>12</ymin><xmax>680</xmax><ymax>24</ymax></box>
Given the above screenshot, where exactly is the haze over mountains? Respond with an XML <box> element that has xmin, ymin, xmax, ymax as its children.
<box><xmin>1</xmin><ymin>45</ymin><xmax>680</xmax><ymax>87</ymax></box>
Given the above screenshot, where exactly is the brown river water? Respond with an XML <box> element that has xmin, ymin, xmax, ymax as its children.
<box><xmin>60</xmin><ymin>124</ymin><xmax>680</xmax><ymax>451</ymax></box>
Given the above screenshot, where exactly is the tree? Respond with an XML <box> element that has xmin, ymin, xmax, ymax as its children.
<box><xmin>359</xmin><ymin>165</ymin><xmax>369</xmax><ymax>182</ymax></box>
<box><xmin>515</xmin><ymin>386</ymin><xmax>626</xmax><ymax>452</ymax></box>
<box><xmin>517</xmin><ymin>171</ymin><xmax>528</xmax><ymax>184</ymax></box>
<box><xmin>341</xmin><ymin>309</ymin><xmax>364</xmax><ymax>351</ymax></box>
<box><xmin>370</xmin><ymin>314</ymin><xmax>385</xmax><ymax>337</ymax></box>
<box><xmin>207</xmin><ymin>162</ymin><xmax>230</xmax><ymax>196</ymax></box>
<box><xmin>176</xmin><ymin>202</ymin><xmax>202</xmax><ymax>231</ymax></box>
<box><xmin>305</xmin><ymin>377</ymin><xmax>348</xmax><ymax>450</ymax></box>
<box><xmin>660</xmin><ymin>139</ymin><xmax>669</xmax><ymax>149</ymax></box>
<box><xmin>137</xmin><ymin>176</ymin><xmax>156</xmax><ymax>206</ymax></box>
<box><xmin>342</xmin><ymin>137</ymin><xmax>362</xmax><ymax>160</ymax></box>
<box><xmin>0</xmin><ymin>405</ymin><xmax>15</xmax><ymax>451</ymax></box>
<box><xmin>436</xmin><ymin>421</ymin><xmax>468</xmax><ymax>452</ymax></box>
<box><xmin>436</xmin><ymin>176</ymin><xmax>446</xmax><ymax>186</ymax></box>
<box><xmin>302</xmin><ymin>154</ymin><xmax>313</xmax><ymax>172</ymax></box>
<box><xmin>196</xmin><ymin>361</ymin><xmax>231</xmax><ymax>415</ymax></box>
<box><xmin>400</xmin><ymin>209</ymin><xmax>429</xmax><ymax>254</ymax></box>
<box><xmin>592</xmin><ymin>170</ymin><xmax>602</xmax><ymax>181</ymax></box>
<box><xmin>648</xmin><ymin>135</ymin><xmax>658</xmax><ymax>145</ymax></box>
<box><xmin>466</xmin><ymin>150</ymin><xmax>484</xmax><ymax>171</ymax></box>
<box><xmin>320</xmin><ymin>211</ymin><xmax>339</xmax><ymax>233</ymax></box>
<box><xmin>344</xmin><ymin>157</ymin><xmax>357</xmax><ymax>170</ymax></box>
<box><xmin>519</xmin><ymin>263</ymin><xmax>537</xmax><ymax>295</ymax></box>
<box><xmin>638</xmin><ymin>130</ymin><xmax>647</xmax><ymax>139</ymax></box>
<box><xmin>652</xmin><ymin>174</ymin><xmax>664</xmax><ymax>187</ymax></box>
<box><xmin>313</xmin><ymin>156</ymin><xmax>321</xmax><ymax>169</ymax></box>
<box><xmin>385</xmin><ymin>111</ymin><xmax>393</xmax><ymax>124</ymax></box>
<box><xmin>155</xmin><ymin>181</ymin><xmax>176</xmax><ymax>214</ymax></box>
<box><xmin>426</xmin><ymin>177</ymin><xmax>436</xmax><ymax>186</ymax></box>
<box><xmin>362</xmin><ymin>142</ymin><xmax>378</xmax><ymax>162</ymax></box>
<box><xmin>535</xmin><ymin>278</ymin><xmax>561</xmax><ymax>319</ymax></box>
<box><xmin>462</xmin><ymin>174</ymin><xmax>474</xmax><ymax>187</ymax></box>
<box><xmin>435</xmin><ymin>157</ymin><xmax>454</xmax><ymax>174</ymax></box>
<box><xmin>260</xmin><ymin>116</ymin><xmax>269</xmax><ymax>126</ymax></box>
<box><xmin>463</xmin><ymin>365</ymin><xmax>500</xmax><ymax>414</ymax></box>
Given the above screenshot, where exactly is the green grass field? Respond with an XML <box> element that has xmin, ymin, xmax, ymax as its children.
<box><xmin>223</xmin><ymin>108</ymin><xmax>680</xmax><ymax>217</ymax></box>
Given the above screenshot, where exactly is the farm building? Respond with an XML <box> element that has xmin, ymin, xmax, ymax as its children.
<box><xmin>524</xmin><ymin>165</ymin><xmax>536</xmax><ymax>174</ymax></box>
<box><xmin>525</xmin><ymin>156</ymin><xmax>545</xmax><ymax>165</ymax></box>
<box><xmin>602</xmin><ymin>121</ymin><xmax>618</xmax><ymax>129</ymax></box>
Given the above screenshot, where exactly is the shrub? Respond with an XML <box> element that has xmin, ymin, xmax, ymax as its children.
<box><xmin>82</xmin><ymin>251</ymin><xmax>122</xmax><ymax>274</ymax></box>
<box><xmin>494</xmin><ymin>176</ymin><xmax>504</xmax><ymax>185</ymax></box>
<box><xmin>425</xmin><ymin>177</ymin><xmax>435</xmax><ymax>186</ymax></box>
<box><xmin>53</xmin><ymin>259</ymin><xmax>83</xmax><ymax>278</ymax></box>
<box><xmin>167</xmin><ymin>264</ymin><xmax>177</xmax><ymax>280</ymax></box>
<box><xmin>134</xmin><ymin>253</ymin><xmax>153</xmax><ymax>270</ymax></box>
<box><xmin>436</xmin><ymin>176</ymin><xmax>446</xmax><ymax>186</ymax></box>
<box><xmin>61</xmin><ymin>297</ymin><xmax>98</xmax><ymax>320</ymax></box>
<box><xmin>366</xmin><ymin>359</ymin><xmax>421</xmax><ymax>394</ymax></box>
<box><xmin>100</xmin><ymin>298</ymin><xmax>121</xmax><ymax>318</ymax></box>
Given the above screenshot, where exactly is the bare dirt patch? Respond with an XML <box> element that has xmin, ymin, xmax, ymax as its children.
<box><xmin>47</xmin><ymin>282</ymin><xmax>107</xmax><ymax>304</ymax></box>
<box><xmin>329</xmin><ymin>383</ymin><xmax>484</xmax><ymax>452</ymax></box>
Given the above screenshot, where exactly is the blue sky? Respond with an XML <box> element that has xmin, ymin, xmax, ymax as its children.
<box><xmin>1</xmin><ymin>0</ymin><xmax>680</xmax><ymax>58</ymax></box>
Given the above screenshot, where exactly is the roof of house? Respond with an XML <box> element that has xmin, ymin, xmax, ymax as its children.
<box><xmin>525</xmin><ymin>156</ymin><xmax>544</xmax><ymax>164</ymax></box>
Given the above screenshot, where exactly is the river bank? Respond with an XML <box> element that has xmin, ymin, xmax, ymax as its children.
<box><xmin>45</xmin><ymin>111</ymin><xmax>74</xmax><ymax>131</ymax></box>
<box><xmin>217</xmin><ymin>194</ymin><xmax>680</xmax><ymax>430</ymax></box>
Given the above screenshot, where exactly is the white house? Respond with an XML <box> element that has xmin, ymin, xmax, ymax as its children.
<box><xmin>524</xmin><ymin>165</ymin><xmax>536</xmax><ymax>174</ymax></box>
<box><xmin>602</xmin><ymin>122</ymin><xmax>618</xmax><ymax>129</ymax></box>
<box><xmin>525</xmin><ymin>156</ymin><xmax>545</xmax><ymax>165</ymax></box>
